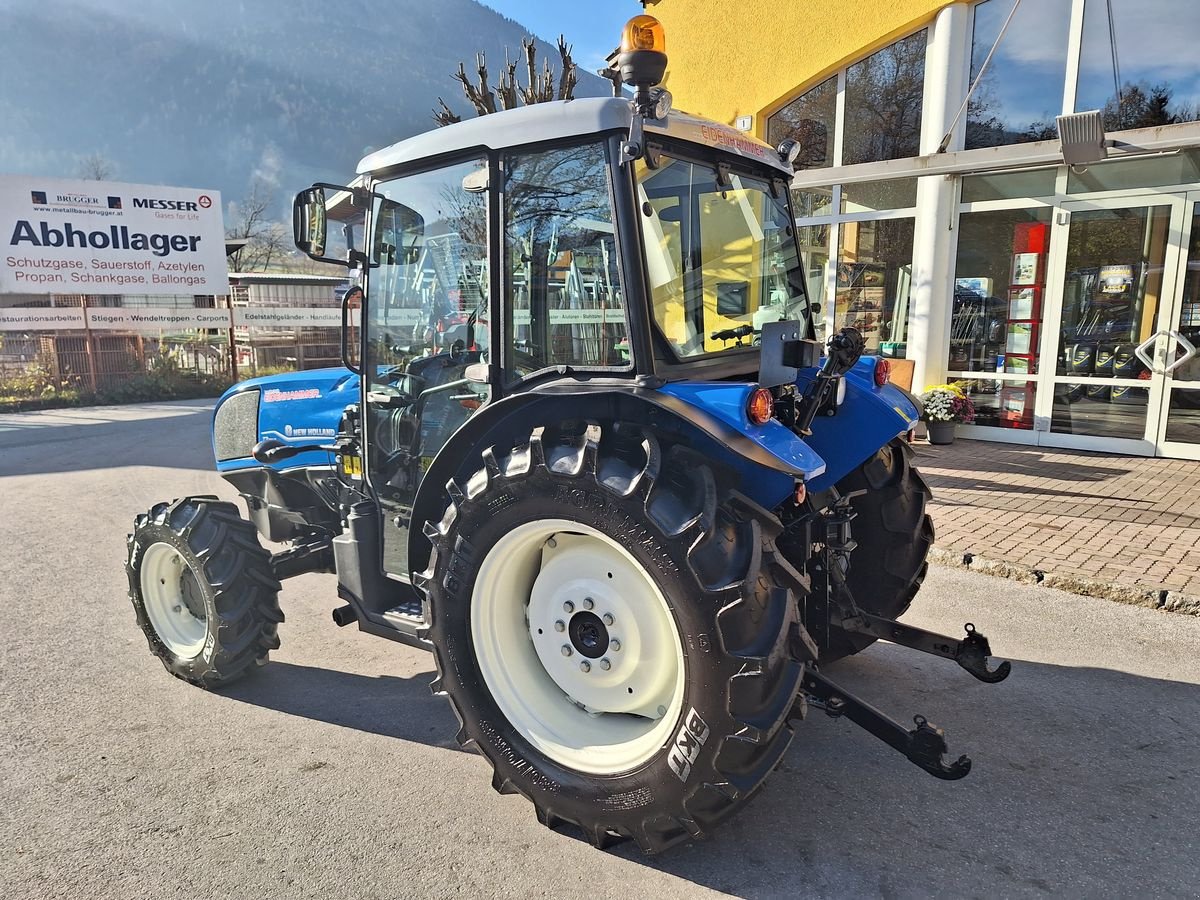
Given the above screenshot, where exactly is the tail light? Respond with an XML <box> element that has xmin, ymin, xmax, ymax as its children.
<box><xmin>874</xmin><ymin>359</ymin><xmax>891</xmax><ymax>387</ymax></box>
<box><xmin>747</xmin><ymin>387</ymin><xmax>773</xmax><ymax>425</ymax></box>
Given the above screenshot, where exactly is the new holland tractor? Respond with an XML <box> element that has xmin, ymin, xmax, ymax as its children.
<box><xmin>126</xmin><ymin>15</ymin><xmax>1009</xmax><ymax>853</ymax></box>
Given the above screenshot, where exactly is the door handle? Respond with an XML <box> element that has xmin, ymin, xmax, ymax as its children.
<box><xmin>1134</xmin><ymin>332</ymin><xmax>1164</xmax><ymax>374</ymax></box>
<box><xmin>1164</xmin><ymin>330</ymin><xmax>1198</xmax><ymax>374</ymax></box>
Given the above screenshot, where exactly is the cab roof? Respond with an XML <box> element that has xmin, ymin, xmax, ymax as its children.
<box><xmin>356</xmin><ymin>97</ymin><xmax>790</xmax><ymax>176</ymax></box>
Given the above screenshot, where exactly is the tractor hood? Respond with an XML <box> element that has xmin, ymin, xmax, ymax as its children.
<box><xmin>212</xmin><ymin>367</ymin><xmax>359</xmax><ymax>472</ymax></box>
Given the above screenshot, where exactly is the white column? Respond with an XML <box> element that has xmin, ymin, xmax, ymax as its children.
<box><xmin>907</xmin><ymin>2</ymin><xmax>972</xmax><ymax>393</ymax></box>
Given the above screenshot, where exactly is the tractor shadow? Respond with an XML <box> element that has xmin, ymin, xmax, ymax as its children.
<box><xmin>220</xmin><ymin>660</ymin><xmax>461</xmax><ymax>747</ymax></box>
<box><xmin>213</xmin><ymin>648</ymin><xmax>1200</xmax><ymax>897</ymax></box>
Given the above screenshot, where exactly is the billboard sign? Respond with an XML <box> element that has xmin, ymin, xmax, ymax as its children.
<box><xmin>0</xmin><ymin>176</ymin><xmax>229</xmax><ymax>295</ymax></box>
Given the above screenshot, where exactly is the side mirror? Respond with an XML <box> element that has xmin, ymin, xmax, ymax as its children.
<box><xmin>293</xmin><ymin>183</ymin><xmax>368</xmax><ymax>267</ymax></box>
<box><xmin>293</xmin><ymin>187</ymin><xmax>329</xmax><ymax>258</ymax></box>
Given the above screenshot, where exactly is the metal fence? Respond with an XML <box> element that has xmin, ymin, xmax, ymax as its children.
<box><xmin>0</xmin><ymin>279</ymin><xmax>351</xmax><ymax>395</ymax></box>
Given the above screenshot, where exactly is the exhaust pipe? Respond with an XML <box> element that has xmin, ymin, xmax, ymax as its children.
<box><xmin>332</xmin><ymin>604</ymin><xmax>357</xmax><ymax>627</ymax></box>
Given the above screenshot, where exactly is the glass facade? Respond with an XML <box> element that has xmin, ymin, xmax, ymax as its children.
<box><xmin>770</xmin><ymin>0</ymin><xmax>1200</xmax><ymax>458</ymax></box>
<box><xmin>842</xmin><ymin>31</ymin><xmax>928</xmax><ymax>165</ymax></box>
<box><xmin>766</xmin><ymin>75</ymin><xmax>837</xmax><ymax>170</ymax></box>
<box><xmin>966</xmin><ymin>0</ymin><xmax>1072</xmax><ymax>149</ymax></box>
<box><xmin>1077</xmin><ymin>1</ymin><xmax>1200</xmax><ymax>132</ymax></box>
<box><xmin>835</xmin><ymin>218</ymin><xmax>915</xmax><ymax>355</ymax></box>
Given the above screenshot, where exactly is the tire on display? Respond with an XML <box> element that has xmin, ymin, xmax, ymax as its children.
<box><xmin>819</xmin><ymin>438</ymin><xmax>934</xmax><ymax>662</ymax></box>
<box><xmin>420</xmin><ymin>422</ymin><xmax>805</xmax><ymax>853</ymax></box>
<box><xmin>126</xmin><ymin>496</ymin><xmax>284</xmax><ymax>688</ymax></box>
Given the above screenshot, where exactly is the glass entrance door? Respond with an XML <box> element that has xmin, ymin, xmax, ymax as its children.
<box><xmin>1154</xmin><ymin>192</ymin><xmax>1200</xmax><ymax>460</ymax></box>
<box><xmin>1036</xmin><ymin>195</ymin><xmax>1187</xmax><ymax>454</ymax></box>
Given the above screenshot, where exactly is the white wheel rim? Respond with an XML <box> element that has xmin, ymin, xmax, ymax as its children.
<box><xmin>140</xmin><ymin>542</ymin><xmax>207</xmax><ymax>659</ymax></box>
<box><xmin>471</xmin><ymin>519</ymin><xmax>686</xmax><ymax>775</ymax></box>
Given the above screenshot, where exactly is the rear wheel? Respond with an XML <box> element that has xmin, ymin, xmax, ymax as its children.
<box><xmin>817</xmin><ymin>439</ymin><xmax>934</xmax><ymax>662</ymax></box>
<box><xmin>126</xmin><ymin>497</ymin><xmax>283</xmax><ymax>688</ymax></box>
<box><xmin>420</xmin><ymin>422</ymin><xmax>805</xmax><ymax>853</ymax></box>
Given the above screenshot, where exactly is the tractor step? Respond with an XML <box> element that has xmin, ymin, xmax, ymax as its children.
<box><xmin>382</xmin><ymin>598</ymin><xmax>425</xmax><ymax>624</ymax></box>
<box><xmin>793</xmin><ymin>667</ymin><xmax>971</xmax><ymax>781</ymax></box>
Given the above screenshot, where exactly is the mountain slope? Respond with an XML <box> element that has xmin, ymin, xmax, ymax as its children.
<box><xmin>0</xmin><ymin>0</ymin><xmax>612</xmax><ymax>213</ymax></box>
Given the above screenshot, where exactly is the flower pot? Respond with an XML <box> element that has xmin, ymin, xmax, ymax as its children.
<box><xmin>927</xmin><ymin>421</ymin><xmax>957</xmax><ymax>444</ymax></box>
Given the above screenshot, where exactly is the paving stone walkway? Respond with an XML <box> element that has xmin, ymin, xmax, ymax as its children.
<box><xmin>913</xmin><ymin>438</ymin><xmax>1200</xmax><ymax>606</ymax></box>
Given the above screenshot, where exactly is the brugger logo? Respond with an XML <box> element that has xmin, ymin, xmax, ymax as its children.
<box><xmin>31</xmin><ymin>191</ymin><xmax>47</xmax><ymax>205</ymax></box>
<box><xmin>667</xmin><ymin>708</ymin><xmax>711</xmax><ymax>782</ymax></box>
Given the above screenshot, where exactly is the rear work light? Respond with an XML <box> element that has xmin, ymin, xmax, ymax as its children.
<box><xmin>747</xmin><ymin>387</ymin><xmax>773</xmax><ymax>425</ymax></box>
<box><xmin>874</xmin><ymin>359</ymin><xmax>892</xmax><ymax>387</ymax></box>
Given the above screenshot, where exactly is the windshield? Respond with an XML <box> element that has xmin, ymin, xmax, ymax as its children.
<box><xmin>636</xmin><ymin>153</ymin><xmax>811</xmax><ymax>359</ymax></box>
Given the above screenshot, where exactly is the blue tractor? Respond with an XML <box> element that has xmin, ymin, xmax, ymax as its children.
<box><xmin>126</xmin><ymin>15</ymin><xmax>1008</xmax><ymax>853</ymax></box>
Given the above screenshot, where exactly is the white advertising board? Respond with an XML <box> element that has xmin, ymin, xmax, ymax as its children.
<box><xmin>233</xmin><ymin>307</ymin><xmax>345</xmax><ymax>328</ymax></box>
<box><xmin>0</xmin><ymin>307</ymin><xmax>86</xmax><ymax>331</ymax></box>
<box><xmin>0</xmin><ymin>176</ymin><xmax>228</xmax><ymax>295</ymax></box>
<box><xmin>86</xmin><ymin>307</ymin><xmax>234</xmax><ymax>331</ymax></box>
<box><xmin>0</xmin><ymin>306</ymin><xmax>353</xmax><ymax>332</ymax></box>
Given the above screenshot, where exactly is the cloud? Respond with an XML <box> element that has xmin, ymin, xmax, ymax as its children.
<box><xmin>252</xmin><ymin>143</ymin><xmax>282</xmax><ymax>189</ymax></box>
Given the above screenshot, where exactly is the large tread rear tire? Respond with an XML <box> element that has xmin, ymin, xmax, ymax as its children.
<box><xmin>819</xmin><ymin>438</ymin><xmax>934</xmax><ymax>662</ymax></box>
<box><xmin>126</xmin><ymin>496</ymin><xmax>284</xmax><ymax>688</ymax></box>
<box><xmin>420</xmin><ymin>422</ymin><xmax>805</xmax><ymax>853</ymax></box>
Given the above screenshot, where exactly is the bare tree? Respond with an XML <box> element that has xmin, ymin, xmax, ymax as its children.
<box><xmin>226</xmin><ymin>180</ymin><xmax>288</xmax><ymax>272</ymax></box>
<box><xmin>77</xmin><ymin>153</ymin><xmax>116</xmax><ymax>181</ymax></box>
<box><xmin>433</xmin><ymin>35</ymin><xmax>578</xmax><ymax>126</ymax></box>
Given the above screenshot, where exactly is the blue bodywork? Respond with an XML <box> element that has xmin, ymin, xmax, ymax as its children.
<box><xmin>211</xmin><ymin>356</ymin><xmax>918</xmax><ymax>509</ymax></box>
<box><xmin>214</xmin><ymin>368</ymin><xmax>359</xmax><ymax>473</ymax></box>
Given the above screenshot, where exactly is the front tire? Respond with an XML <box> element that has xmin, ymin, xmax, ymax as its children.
<box><xmin>126</xmin><ymin>497</ymin><xmax>283</xmax><ymax>688</ymax></box>
<box><xmin>420</xmin><ymin>422</ymin><xmax>805</xmax><ymax>853</ymax></box>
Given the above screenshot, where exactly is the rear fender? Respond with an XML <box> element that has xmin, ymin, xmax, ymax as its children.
<box><xmin>409</xmin><ymin>386</ymin><xmax>825</xmax><ymax>577</ymax></box>
<box><xmin>801</xmin><ymin>356</ymin><xmax>920</xmax><ymax>493</ymax></box>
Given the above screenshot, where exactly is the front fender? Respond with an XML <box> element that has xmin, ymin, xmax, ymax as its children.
<box><xmin>801</xmin><ymin>356</ymin><xmax>920</xmax><ymax>493</ymax></box>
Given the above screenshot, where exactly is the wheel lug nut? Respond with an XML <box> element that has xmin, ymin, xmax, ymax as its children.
<box><xmin>579</xmin><ymin>661</ymin><xmax>591</xmax><ymax>673</ymax></box>
<box><xmin>563</xmin><ymin>601</ymin><xmax>575</xmax><ymax>614</ymax></box>
<box><xmin>172</xmin><ymin>605</ymin><xmax>182</xmax><ymax>613</ymax></box>
<box><xmin>554</xmin><ymin>620</ymin><xmax>566</xmax><ymax>633</ymax></box>
<box><xmin>599</xmin><ymin>658</ymin><xmax>611</xmax><ymax>671</ymax></box>
<box><xmin>582</xmin><ymin>597</ymin><xmax>594</xmax><ymax>610</ymax></box>
<box><xmin>610</xmin><ymin>639</ymin><xmax>621</xmax><ymax>652</ymax></box>
<box><xmin>657</xmin><ymin>705</ymin><xmax>667</xmax><ymax>717</ymax></box>
<box><xmin>561</xmin><ymin>645</ymin><xmax>573</xmax><ymax>657</ymax></box>
<box><xmin>602</xmin><ymin>613</ymin><xmax>614</xmax><ymax>626</ymax></box>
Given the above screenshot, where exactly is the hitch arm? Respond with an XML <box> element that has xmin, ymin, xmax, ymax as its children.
<box><xmin>798</xmin><ymin>668</ymin><xmax>971</xmax><ymax>781</ymax></box>
<box><xmin>843</xmin><ymin>615</ymin><xmax>1012</xmax><ymax>684</ymax></box>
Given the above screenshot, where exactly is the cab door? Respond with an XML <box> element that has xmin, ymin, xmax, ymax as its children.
<box><xmin>362</xmin><ymin>157</ymin><xmax>492</xmax><ymax>577</ymax></box>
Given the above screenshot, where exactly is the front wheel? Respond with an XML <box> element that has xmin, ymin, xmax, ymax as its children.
<box><xmin>126</xmin><ymin>497</ymin><xmax>283</xmax><ymax>688</ymax></box>
<box><xmin>420</xmin><ymin>422</ymin><xmax>805</xmax><ymax>853</ymax></box>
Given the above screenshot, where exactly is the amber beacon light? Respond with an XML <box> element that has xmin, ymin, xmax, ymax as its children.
<box><xmin>618</xmin><ymin>14</ymin><xmax>668</xmax><ymax>103</ymax></box>
<box><xmin>621</xmin><ymin>15</ymin><xmax>666</xmax><ymax>54</ymax></box>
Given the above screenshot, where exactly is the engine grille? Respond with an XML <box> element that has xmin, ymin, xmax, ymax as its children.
<box><xmin>214</xmin><ymin>388</ymin><xmax>260</xmax><ymax>461</ymax></box>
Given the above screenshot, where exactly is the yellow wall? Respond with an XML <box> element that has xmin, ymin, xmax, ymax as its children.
<box><xmin>648</xmin><ymin>0</ymin><xmax>957</xmax><ymax>136</ymax></box>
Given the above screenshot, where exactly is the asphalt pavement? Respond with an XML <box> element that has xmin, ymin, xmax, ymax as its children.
<box><xmin>2</xmin><ymin>400</ymin><xmax>1198</xmax><ymax>899</ymax></box>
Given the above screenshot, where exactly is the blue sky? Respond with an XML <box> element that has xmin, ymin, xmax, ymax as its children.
<box><xmin>480</xmin><ymin>1</ymin><xmax>645</xmax><ymax>72</ymax></box>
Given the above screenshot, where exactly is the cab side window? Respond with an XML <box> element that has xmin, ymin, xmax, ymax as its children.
<box><xmin>503</xmin><ymin>143</ymin><xmax>627</xmax><ymax>380</ymax></box>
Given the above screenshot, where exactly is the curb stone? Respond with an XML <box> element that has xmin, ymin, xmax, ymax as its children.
<box><xmin>928</xmin><ymin>547</ymin><xmax>1200</xmax><ymax>617</ymax></box>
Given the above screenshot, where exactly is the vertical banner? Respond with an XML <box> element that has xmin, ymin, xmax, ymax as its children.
<box><xmin>0</xmin><ymin>176</ymin><xmax>229</xmax><ymax>295</ymax></box>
